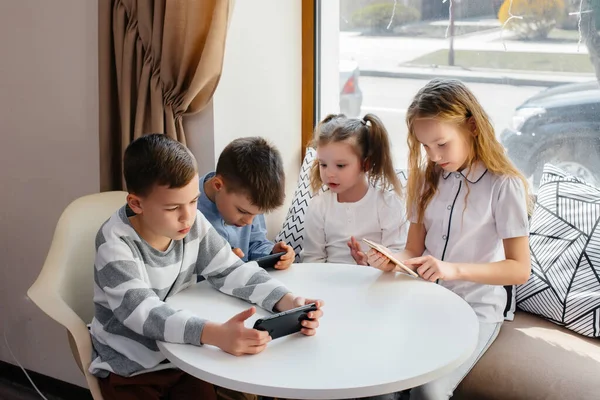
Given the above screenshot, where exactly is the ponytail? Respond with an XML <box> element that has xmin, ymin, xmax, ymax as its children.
<box><xmin>363</xmin><ymin>114</ymin><xmax>402</xmax><ymax>197</ymax></box>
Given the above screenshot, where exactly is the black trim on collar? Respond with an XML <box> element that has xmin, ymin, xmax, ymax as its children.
<box><xmin>442</xmin><ymin>163</ymin><xmax>488</xmax><ymax>184</ymax></box>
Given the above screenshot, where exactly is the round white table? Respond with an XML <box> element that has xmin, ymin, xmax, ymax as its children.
<box><xmin>157</xmin><ymin>263</ymin><xmax>479</xmax><ymax>399</ymax></box>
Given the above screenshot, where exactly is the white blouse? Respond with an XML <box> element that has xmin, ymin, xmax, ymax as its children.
<box><xmin>412</xmin><ymin>162</ymin><xmax>529</xmax><ymax>323</ymax></box>
<box><xmin>302</xmin><ymin>185</ymin><xmax>408</xmax><ymax>265</ymax></box>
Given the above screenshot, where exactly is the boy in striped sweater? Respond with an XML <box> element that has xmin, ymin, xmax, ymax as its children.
<box><xmin>89</xmin><ymin>134</ymin><xmax>324</xmax><ymax>400</ymax></box>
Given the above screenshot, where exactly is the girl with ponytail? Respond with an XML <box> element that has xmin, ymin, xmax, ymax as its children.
<box><xmin>301</xmin><ymin>113</ymin><xmax>407</xmax><ymax>266</ymax></box>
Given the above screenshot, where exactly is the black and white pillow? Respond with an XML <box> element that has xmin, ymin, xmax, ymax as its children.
<box><xmin>517</xmin><ymin>164</ymin><xmax>600</xmax><ymax>337</ymax></box>
<box><xmin>275</xmin><ymin>148</ymin><xmax>321</xmax><ymax>262</ymax></box>
<box><xmin>275</xmin><ymin>148</ymin><xmax>408</xmax><ymax>262</ymax></box>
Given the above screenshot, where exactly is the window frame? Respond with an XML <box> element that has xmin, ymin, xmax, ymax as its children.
<box><xmin>301</xmin><ymin>0</ymin><xmax>318</xmax><ymax>158</ymax></box>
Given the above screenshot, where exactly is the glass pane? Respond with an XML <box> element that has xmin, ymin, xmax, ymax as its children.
<box><xmin>319</xmin><ymin>0</ymin><xmax>600</xmax><ymax>190</ymax></box>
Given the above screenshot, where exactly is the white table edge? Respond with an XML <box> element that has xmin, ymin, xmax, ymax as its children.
<box><xmin>157</xmin><ymin>334</ymin><xmax>478</xmax><ymax>399</ymax></box>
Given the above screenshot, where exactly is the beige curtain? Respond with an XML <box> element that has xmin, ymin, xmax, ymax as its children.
<box><xmin>99</xmin><ymin>0</ymin><xmax>231</xmax><ymax>191</ymax></box>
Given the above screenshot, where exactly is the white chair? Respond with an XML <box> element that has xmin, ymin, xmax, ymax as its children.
<box><xmin>28</xmin><ymin>191</ymin><xmax>128</xmax><ymax>400</ymax></box>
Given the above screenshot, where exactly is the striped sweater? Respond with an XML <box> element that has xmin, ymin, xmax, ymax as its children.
<box><xmin>89</xmin><ymin>206</ymin><xmax>290</xmax><ymax>378</ymax></box>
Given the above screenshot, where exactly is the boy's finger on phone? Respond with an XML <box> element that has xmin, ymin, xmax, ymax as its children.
<box><xmin>301</xmin><ymin>328</ymin><xmax>316</xmax><ymax>336</ymax></box>
<box><xmin>246</xmin><ymin>344</ymin><xmax>267</xmax><ymax>355</ymax></box>
<box><xmin>248</xmin><ymin>335</ymin><xmax>271</xmax><ymax>346</ymax></box>
<box><xmin>302</xmin><ymin>319</ymin><xmax>319</xmax><ymax>329</ymax></box>
<box><xmin>245</xmin><ymin>338</ymin><xmax>263</xmax><ymax>347</ymax></box>
<box><xmin>257</xmin><ymin>329</ymin><xmax>270</xmax><ymax>340</ymax></box>
<box><xmin>247</xmin><ymin>328</ymin><xmax>268</xmax><ymax>340</ymax></box>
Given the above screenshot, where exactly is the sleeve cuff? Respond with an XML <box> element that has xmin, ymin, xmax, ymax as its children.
<box><xmin>184</xmin><ymin>316</ymin><xmax>207</xmax><ymax>346</ymax></box>
<box><xmin>498</xmin><ymin>227</ymin><xmax>530</xmax><ymax>240</ymax></box>
<box><xmin>250</xmin><ymin>242</ymin><xmax>275</xmax><ymax>260</ymax></box>
<box><xmin>261</xmin><ymin>286</ymin><xmax>292</xmax><ymax>312</ymax></box>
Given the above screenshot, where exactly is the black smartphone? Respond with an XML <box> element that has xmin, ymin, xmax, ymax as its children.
<box><xmin>253</xmin><ymin>303</ymin><xmax>318</xmax><ymax>340</ymax></box>
<box><xmin>253</xmin><ymin>251</ymin><xmax>286</xmax><ymax>269</ymax></box>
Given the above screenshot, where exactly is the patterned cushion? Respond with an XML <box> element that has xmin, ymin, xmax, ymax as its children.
<box><xmin>275</xmin><ymin>148</ymin><xmax>408</xmax><ymax>262</ymax></box>
<box><xmin>517</xmin><ymin>164</ymin><xmax>600</xmax><ymax>337</ymax></box>
<box><xmin>275</xmin><ymin>148</ymin><xmax>321</xmax><ymax>262</ymax></box>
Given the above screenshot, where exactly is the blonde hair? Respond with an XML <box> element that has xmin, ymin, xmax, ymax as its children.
<box><xmin>310</xmin><ymin>113</ymin><xmax>401</xmax><ymax>196</ymax></box>
<box><xmin>406</xmin><ymin>79</ymin><xmax>533</xmax><ymax>223</ymax></box>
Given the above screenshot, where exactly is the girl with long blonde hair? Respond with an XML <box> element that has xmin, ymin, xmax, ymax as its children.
<box><xmin>368</xmin><ymin>79</ymin><xmax>532</xmax><ymax>400</ymax></box>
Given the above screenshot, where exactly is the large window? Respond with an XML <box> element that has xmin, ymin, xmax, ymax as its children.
<box><xmin>317</xmin><ymin>0</ymin><xmax>600</xmax><ymax>189</ymax></box>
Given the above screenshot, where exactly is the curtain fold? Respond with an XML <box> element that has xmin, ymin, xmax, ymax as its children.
<box><xmin>99</xmin><ymin>0</ymin><xmax>231</xmax><ymax>190</ymax></box>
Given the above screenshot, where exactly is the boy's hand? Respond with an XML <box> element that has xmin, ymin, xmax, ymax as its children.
<box><xmin>347</xmin><ymin>236</ymin><xmax>368</xmax><ymax>265</ymax></box>
<box><xmin>232</xmin><ymin>248</ymin><xmax>245</xmax><ymax>259</ymax></box>
<box><xmin>272</xmin><ymin>241</ymin><xmax>294</xmax><ymax>270</ymax></box>
<box><xmin>366</xmin><ymin>249</ymin><xmax>396</xmax><ymax>272</ymax></box>
<box><xmin>201</xmin><ymin>307</ymin><xmax>271</xmax><ymax>356</ymax></box>
<box><xmin>275</xmin><ymin>294</ymin><xmax>324</xmax><ymax>336</ymax></box>
<box><xmin>404</xmin><ymin>255</ymin><xmax>457</xmax><ymax>282</ymax></box>
<box><xmin>295</xmin><ymin>297</ymin><xmax>324</xmax><ymax>336</ymax></box>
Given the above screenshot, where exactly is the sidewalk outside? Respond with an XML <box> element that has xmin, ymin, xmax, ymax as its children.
<box><xmin>341</xmin><ymin>16</ymin><xmax>596</xmax><ymax>87</ymax></box>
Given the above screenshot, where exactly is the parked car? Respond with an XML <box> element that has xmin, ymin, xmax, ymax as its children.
<box><xmin>339</xmin><ymin>60</ymin><xmax>363</xmax><ymax>117</ymax></box>
<box><xmin>500</xmin><ymin>81</ymin><xmax>600</xmax><ymax>188</ymax></box>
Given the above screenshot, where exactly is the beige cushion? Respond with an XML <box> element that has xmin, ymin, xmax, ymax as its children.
<box><xmin>455</xmin><ymin>311</ymin><xmax>600</xmax><ymax>400</ymax></box>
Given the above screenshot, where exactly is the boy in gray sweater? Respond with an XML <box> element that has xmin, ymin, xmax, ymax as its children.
<box><xmin>89</xmin><ymin>134</ymin><xmax>323</xmax><ymax>400</ymax></box>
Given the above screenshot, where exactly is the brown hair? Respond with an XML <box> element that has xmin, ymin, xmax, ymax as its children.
<box><xmin>216</xmin><ymin>137</ymin><xmax>285</xmax><ymax>211</ymax></box>
<box><xmin>406</xmin><ymin>79</ymin><xmax>533</xmax><ymax>223</ymax></box>
<box><xmin>310</xmin><ymin>113</ymin><xmax>401</xmax><ymax>196</ymax></box>
<box><xmin>124</xmin><ymin>133</ymin><xmax>198</xmax><ymax>196</ymax></box>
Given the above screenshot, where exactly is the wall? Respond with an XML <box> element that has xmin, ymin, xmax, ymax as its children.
<box><xmin>210</xmin><ymin>0</ymin><xmax>303</xmax><ymax>237</ymax></box>
<box><xmin>319</xmin><ymin>0</ymin><xmax>341</xmax><ymax>118</ymax></box>
<box><xmin>184</xmin><ymin>102</ymin><xmax>216</xmax><ymax>176</ymax></box>
<box><xmin>0</xmin><ymin>0</ymin><xmax>100</xmax><ymax>386</ymax></box>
